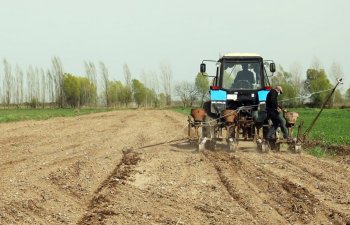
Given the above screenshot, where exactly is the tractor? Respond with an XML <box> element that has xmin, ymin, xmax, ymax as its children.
<box><xmin>187</xmin><ymin>53</ymin><xmax>302</xmax><ymax>152</ymax></box>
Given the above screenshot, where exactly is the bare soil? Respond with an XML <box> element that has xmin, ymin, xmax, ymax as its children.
<box><xmin>0</xmin><ymin>110</ymin><xmax>349</xmax><ymax>225</ymax></box>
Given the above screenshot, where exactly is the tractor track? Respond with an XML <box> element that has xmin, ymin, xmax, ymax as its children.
<box><xmin>203</xmin><ymin>150</ymin><xmax>293</xmax><ymax>224</ymax></box>
<box><xmin>202</xmin><ymin>150</ymin><xmax>274</xmax><ymax>225</ymax></box>
<box><xmin>77</xmin><ymin>148</ymin><xmax>141</xmax><ymax>225</ymax></box>
<box><xmin>256</xmin><ymin>153</ymin><xmax>350</xmax><ymax>223</ymax></box>
<box><xmin>239</xmin><ymin>153</ymin><xmax>347</xmax><ymax>224</ymax></box>
<box><xmin>202</xmin><ymin>150</ymin><xmax>350</xmax><ymax>225</ymax></box>
<box><xmin>245</xmin><ymin>152</ymin><xmax>350</xmax><ymax>213</ymax></box>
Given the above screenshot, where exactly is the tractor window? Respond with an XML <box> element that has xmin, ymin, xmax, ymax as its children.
<box><xmin>222</xmin><ymin>62</ymin><xmax>262</xmax><ymax>90</ymax></box>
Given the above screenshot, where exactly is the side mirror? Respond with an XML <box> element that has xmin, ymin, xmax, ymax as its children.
<box><xmin>200</xmin><ymin>63</ymin><xmax>206</xmax><ymax>73</ymax></box>
<box><xmin>270</xmin><ymin>63</ymin><xmax>276</xmax><ymax>73</ymax></box>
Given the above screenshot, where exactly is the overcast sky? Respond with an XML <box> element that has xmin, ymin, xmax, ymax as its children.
<box><xmin>1</xmin><ymin>0</ymin><xmax>349</xmax><ymax>89</ymax></box>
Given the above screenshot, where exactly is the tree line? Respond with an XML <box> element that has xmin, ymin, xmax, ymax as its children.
<box><xmin>270</xmin><ymin>58</ymin><xmax>349</xmax><ymax>108</ymax></box>
<box><xmin>0</xmin><ymin>57</ymin><xmax>173</xmax><ymax>108</ymax></box>
<box><xmin>1</xmin><ymin>56</ymin><xmax>349</xmax><ymax>109</ymax></box>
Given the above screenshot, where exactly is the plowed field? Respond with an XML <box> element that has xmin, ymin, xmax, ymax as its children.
<box><xmin>0</xmin><ymin>110</ymin><xmax>349</xmax><ymax>225</ymax></box>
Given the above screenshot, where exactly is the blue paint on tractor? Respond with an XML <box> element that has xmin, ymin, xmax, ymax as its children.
<box><xmin>258</xmin><ymin>90</ymin><xmax>270</xmax><ymax>102</ymax></box>
<box><xmin>210</xmin><ymin>90</ymin><xmax>227</xmax><ymax>101</ymax></box>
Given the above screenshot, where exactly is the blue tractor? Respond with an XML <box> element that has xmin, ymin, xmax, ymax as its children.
<box><xmin>188</xmin><ymin>53</ymin><xmax>301</xmax><ymax>152</ymax></box>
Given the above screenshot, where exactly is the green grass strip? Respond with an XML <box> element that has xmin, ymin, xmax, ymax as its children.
<box><xmin>0</xmin><ymin>108</ymin><xmax>110</xmax><ymax>123</ymax></box>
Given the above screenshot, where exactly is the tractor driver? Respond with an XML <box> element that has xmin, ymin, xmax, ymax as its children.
<box><xmin>266</xmin><ymin>86</ymin><xmax>289</xmax><ymax>140</ymax></box>
<box><xmin>251</xmin><ymin>63</ymin><xmax>261</xmax><ymax>85</ymax></box>
<box><xmin>232</xmin><ymin>63</ymin><xmax>255</xmax><ymax>89</ymax></box>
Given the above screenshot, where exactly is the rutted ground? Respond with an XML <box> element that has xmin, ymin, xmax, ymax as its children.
<box><xmin>0</xmin><ymin>110</ymin><xmax>349</xmax><ymax>225</ymax></box>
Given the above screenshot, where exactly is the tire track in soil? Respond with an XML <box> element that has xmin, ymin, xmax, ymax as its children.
<box><xmin>77</xmin><ymin>148</ymin><xmax>141</xmax><ymax>225</ymax></box>
<box><xmin>237</xmin><ymin>153</ymin><xmax>349</xmax><ymax>225</ymax></box>
<box><xmin>202</xmin><ymin>150</ymin><xmax>348</xmax><ymax>225</ymax></box>
<box><xmin>202</xmin><ymin>150</ymin><xmax>286</xmax><ymax>225</ymax></box>
<box><xmin>0</xmin><ymin>199</ymin><xmax>68</xmax><ymax>225</ymax></box>
<box><xmin>254</xmin><ymin>153</ymin><xmax>350</xmax><ymax>224</ymax></box>
<box><xmin>273</xmin><ymin>154</ymin><xmax>350</xmax><ymax>188</ymax></box>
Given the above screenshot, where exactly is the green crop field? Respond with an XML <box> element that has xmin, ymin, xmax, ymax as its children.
<box><xmin>173</xmin><ymin>107</ymin><xmax>350</xmax><ymax>147</ymax></box>
<box><xmin>294</xmin><ymin>108</ymin><xmax>350</xmax><ymax>146</ymax></box>
<box><xmin>0</xmin><ymin>108</ymin><xmax>110</xmax><ymax>123</ymax></box>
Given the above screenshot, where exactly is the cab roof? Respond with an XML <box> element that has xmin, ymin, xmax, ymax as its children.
<box><xmin>223</xmin><ymin>53</ymin><xmax>261</xmax><ymax>57</ymax></box>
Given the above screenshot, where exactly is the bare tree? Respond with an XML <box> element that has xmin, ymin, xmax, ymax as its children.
<box><xmin>84</xmin><ymin>61</ymin><xmax>97</xmax><ymax>106</ymax></box>
<box><xmin>85</xmin><ymin>61</ymin><xmax>97</xmax><ymax>87</ymax></box>
<box><xmin>289</xmin><ymin>61</ymin><xmax>304</xmax><ymax>105</ymax></box>
<box><xmin>140</xmin><ymin>70</ymin><xmax>149</xmax><ymax>107</ymax></box>
<box><xmin>40</xmin><ymin>68</ymin><xmax>46</xmax><ymax>108</ymax></box>
<box><xmin>23</xmin><ymin>68</ymin><xmax>28</xmax><ymax>104</ymax></box>
<box><xmin>26</xmin><ymin>66</ymin><xmax>40</xmax><ymax>108</ymax></box>
<box><xmin>140</xmin><ymin>70</ymin><xmax>149</xmax><ymax>88</ymax></box>
<box><xmin>195</xmin><ymin>72</ymin><xmax>209</xmax><ymax>107</ymax></box>
<box><xmin>329</xmin><ymin>61</ymin><xmax>344</xmax><ymax>103</ymax></box>
<box><xmin>47</xmin><ymin>70</ymin><xmax>55</xmax><ymax>106</ymax></box>
<box><xmin>123</xmin><ymin>64</ymin><xmax>132</xmax><ymax>86</ymax></box>
<box><xmin>35</xmin><ymin>67</ymin><xmax>40</xmax><ymax>105</ymax></box>
<box><xmin>160</xmin><ymin>61</ymin><xmax>173</xmax><ymax>106</ymax></box>
<box><xmin>51</xmin><ymin>57</ymin><xmax>64</xmax><ymax>107</ymax></box>
<box><xmin>150</xmin><ymin>70</ymin><xmax>159</xmax><ymax>94</ymax></box>
<box><xmin>100</xmin><ymin>61</ymin><xmax>110</xmax><ymax>107</ymax></box>
<box><xmin>175</xmin><ymin>81</ymin><xmax>197</xmax><ymax>107</ymax></box>
<box><xmin>330</xmin><ymin>61</ymin><xmax>344</xmax><ymax>83</ymax></box>
<box><xmin>27</xmin><ymin>66</ymin><xmax>34</xmax><ymax>106</ymax></box>
<box><xmin>3</xmin><ymin>59</ymin><xmax>13</xmax><ymax>107</ymax></box>
<box><xmin>121</xmin><ymin>64</ymin><xmax>133</xmax><ymax>107</ymax></box>
<box><xmin>310</xmin><ymin>56</ymin><xmax>323</xmax><ymax>71</ymax></box>
<box><xmin>15</xmin><ymin>65</ymin><xmax>24</xmax><ymax>106</ymax></box>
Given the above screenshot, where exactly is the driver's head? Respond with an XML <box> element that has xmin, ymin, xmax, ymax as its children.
<box><xmin>242</xmin><ymin>64</ymin><xmax>248</xmax><ymax>70</ymax></box>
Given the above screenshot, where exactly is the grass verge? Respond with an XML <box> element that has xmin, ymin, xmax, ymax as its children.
<box><xmin>171</xmin><ymin>107</ymin><xmax>192</xmax><ymax>116</ymax></box>
<box><xmin>0</xmin><ymin>108</ymin><xmax>110</xmax><ymax>123</ymax></box>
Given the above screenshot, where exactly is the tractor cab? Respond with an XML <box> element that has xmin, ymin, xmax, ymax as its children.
<box><xmin>200</xmin><ymin>53</ymin><xmax>276</xmax><ymax>115</ymax></box>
